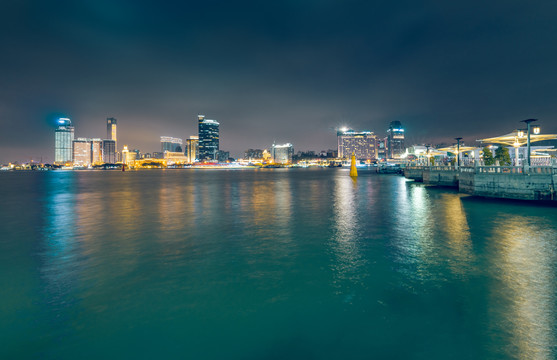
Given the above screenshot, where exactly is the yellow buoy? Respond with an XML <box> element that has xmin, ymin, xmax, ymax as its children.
<box><xmin>350</xmin><ymin>152</ymin><xmax>358</xmax><ymax>177</ymax></box>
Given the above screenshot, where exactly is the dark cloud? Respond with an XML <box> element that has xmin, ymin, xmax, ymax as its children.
<box><xmin>1</xmin><ymin>0</ymin><xmax>557</xmax><ymax>162</ymax></box>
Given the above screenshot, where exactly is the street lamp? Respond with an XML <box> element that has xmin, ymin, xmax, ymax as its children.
<box><xmin>454</xmin><ymin>137</ymin><xmax>462</xmax><ymax>168</ymax></box>
<box><xmin>520</xmin><ymin>119</ymin><xmax>538</xmax><ymax>167</ymax></box>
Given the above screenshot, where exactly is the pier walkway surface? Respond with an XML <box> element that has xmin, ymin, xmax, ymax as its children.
<box><xmin>404</xmin><ymin>165</ymin><xmax>557</xmax><ymax>201</ymax></box>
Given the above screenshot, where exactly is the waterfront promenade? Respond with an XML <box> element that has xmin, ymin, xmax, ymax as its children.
<box><xmin>405</xmin><ymin>164</ymin><xmax>557</xmax><ymax>201</ymax></box>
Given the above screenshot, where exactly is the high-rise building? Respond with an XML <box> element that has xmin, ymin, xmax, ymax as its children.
<box><xmin>337</xmin><ymin>129</ymin><xmax>378</xmax><ymax>161</ymax></box>
<box><xmin>55</xmin><ymin>117</ymin><xmax>74</xmax><ymax>164</ymax></box>
<box><xmin>198</xmin><ymin>115</ymin><xmax>219</xmax><ymax>161</ymax></box>
<box><xmin>72</xmin><ymin>138</ymin><xmax>91</xmax><ymax>166</ymax></box>
<box><xmin>185</xmin><ymin>136</ymin><xmax>199</xmax><ymax>163</ymax></box>
<box><xmin>387</xmin><ymin>121</ymin><xmax>405</xmax><ymax>159</ymax></box>
<box><xmin>271</xmin><ymin>143</ymin><xmax>294</xmax><ymax>164</ymax></box>
<box><xmin>161</xmin><ymin>136</ymin><xmax>183</xmax><ymax>153</ymax></box>
<box><xmin>107</xmin><ymin>117</ymin><xmax>117</xmax><ymax>148</ymax></box>
<box><xmin>102</xmin><ymin>139</ymin><xmax>116</xmax><ymax>163</ymax></box>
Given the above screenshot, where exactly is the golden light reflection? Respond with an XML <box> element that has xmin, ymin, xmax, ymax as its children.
<box><xmin>439</xmin><ymin>194</ymin><xmax>474</xmax><ymax>276</ymax></box>
<box><xmin>487</xmin><ymin>218</ymin><xmax>557</xmax><ymax>359</ymax></box>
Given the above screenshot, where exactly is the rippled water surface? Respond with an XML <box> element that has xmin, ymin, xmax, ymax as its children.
<box><xmin>1</xmin><ymin>169</ymin><xmax>557</xmax><ymax>359</ymax></box>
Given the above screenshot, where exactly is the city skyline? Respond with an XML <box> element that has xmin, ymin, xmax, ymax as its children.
<box><xmin>2</xmin><ymin>1</ymin><xmax>557</xmax><ymax>163</ymax></box>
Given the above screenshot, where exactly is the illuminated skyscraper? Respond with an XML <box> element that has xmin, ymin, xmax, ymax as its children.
<box><xmin>198</xmin><ymin>115</ymin><xmax>219</xmax><ymax>161</ymax></box>
<box><xmin>107</xmin><ymin>117</ymin><xmax>117</xmax><ymax>149</ymax></box>
<box><xmin>160</xmin><ymin>136</ymin><xmax>183</xmax><ymax>153</ymax></box>
<box><xmin>337</xmin><ymin>129</ymin><xmax>378</xmax><ymax>161</ymax></box>
<box><xmin>55</xmin><ymin>117</ymin><xmax>74</xmax><ymax>164</ymax></box>
<box><xmin>185</xmin><ymin>136</ymin><xmax>199</xmax><ymax>163</ymax></box>
<box><xmin>387</xmin><ymin>121</ymin><xmax>405</xmax><ymax>159</ymax></box>
<box><xmin>271</xmin><ymin>143</ymin><xmax>294</xmax><ymax>164</ymax></box>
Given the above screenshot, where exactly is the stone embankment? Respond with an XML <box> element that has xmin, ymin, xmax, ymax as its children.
<box><xmin>404</xmin><ymin>165</ymin><xmax>557</xmax><ymax>201</ymax></box>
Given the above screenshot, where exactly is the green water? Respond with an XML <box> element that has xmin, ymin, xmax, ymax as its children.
<box><xmin>1</xmin><ymin>169</ymin><xmax>556</xmax><ymax>359</ymax></box>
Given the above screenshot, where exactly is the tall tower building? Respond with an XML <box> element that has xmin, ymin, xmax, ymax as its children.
<box><xmin>107</xmin><ymin>117</ymin><xmax>117</xmax><ymax>149</ymax></box>
<box><xmin>55</xmin><ymin>117</ymin><xmax>75</xmax><ymax>164</ymax></box>
<box><xmin>197</xmin><ymin>114</ymin><xmax>219</xmax><ymax>161</ymax></box>
<box><xmin>337</xmin><ymin>128</ymin><xmax>378</xmax><ymax>161</ymax></box>
<box><xmin>387</xmin><ymin>121</ymin><xmax>405</xmax><ymax>159</ymax></box>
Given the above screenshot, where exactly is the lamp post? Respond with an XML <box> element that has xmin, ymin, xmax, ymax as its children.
<box><xmin>520</xmin><ymin>119</ymin><xmax>537</xmax><ymax>167</ymax></box>
<box><xmin>454</xmin><ymin>137</ymin><xmax>462</xmax><ymax>168</ymax></box>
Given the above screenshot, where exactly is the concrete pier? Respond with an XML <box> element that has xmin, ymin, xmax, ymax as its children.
<box><xmin>405</xmin><ymin>165</ymin><xmax>557</xmax><ymax>201</ymax></box>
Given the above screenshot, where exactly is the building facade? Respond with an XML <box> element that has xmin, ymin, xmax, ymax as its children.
<box><xmin>55</xmin><ymin>118</ymin><xmax>75</xmax><ymax>164</ymax></box>
<box><xmin>198</xmin><ymin>115</ymin><xmax>219</xmax><ymax>161</ymax></box>
<box><xmin>72</xmin><ymin>138</ymin><xmax>103</xmax><ymax>166</ymax></box>
<box><xmin>244</xmin><ymin>149</ymin><xmax>264</xmax><ymax>160</ymax></box>
<box><xmin>161</xmin><ymin>136</ymin><xmax>183</xmax><ymax>153</ymax></box>
<box><xmin>387</xmin><ymin>121</ymin><xmax>405</xmax><ymax>159</ymax></box>
<box><xmin>337</xmin><ymin>129</ymin><xmax>378</xmax><ymax>161</ymax></box>
<box><xmin>102</xmin><ymin>139</ymin><xmax>116</xmax><ymax>163</ymax></box>
<box><xmin>72</xmin><ymin>138</ymin><xmax>91</xmax><ymax>166</ymax></box>
<box><xmin>271</xmin><ymin>143</ymin><xmax>294</xmax><ymax>164</ymax></box>
<box><xmin>185</xmin><ymin>136</ymin><xmax>199</xmax><ymax>163</ymax></box>
<box><xmin>121</xmin><ymin>145</ymin><xmax>137</xmax><ymax>165</ymax></box>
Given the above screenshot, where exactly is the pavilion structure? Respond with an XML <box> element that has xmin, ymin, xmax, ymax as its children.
<box><xmin>477</xmin><ymin>130</ymin><xmax>557</xmax><ymax>166</ymax></box>
<box><xmin>436</xmin><ymin>145</ymin><xmax>478</xmax><ymax>166</ymax></box>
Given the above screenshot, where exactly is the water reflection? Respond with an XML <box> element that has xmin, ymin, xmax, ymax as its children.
<box><xmin>330</xmin><ymin>174</ymin><xmax>366</xmax><ymax>299</ymax></box>
<box><xmin>41</xmin><ymin>172</ymin><xmax>79</xmax><ymax>312</ymax></box>
<box><xmin>439</xmin><ymin>194</ymin><xmax>474</xmax><ymax>276</ymax></box>
<box><xmin>488</xmin><ymin>216</ymin><xmax>557</xmax><ymax>359</ymax></box>
<box><xmin>392</xmin><ymin>182</ymin><xmax>436</xmax><ymax>281</ymax></box>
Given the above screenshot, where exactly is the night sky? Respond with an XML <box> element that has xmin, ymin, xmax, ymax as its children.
<box><xmin>2</xmin><ymin>0</ymin><xmax>557</xmax><ymax>163</ymax></box>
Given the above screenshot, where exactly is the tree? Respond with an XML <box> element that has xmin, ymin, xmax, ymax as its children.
<box><xmin>495</xmin><ymin>146</ymin><xmax>512</xmax><ymax>166</ymax></box>
<box><xmin>482</xmin><ymin>147</ymin><xmax>495</xmax><ymax>165</ymax></box>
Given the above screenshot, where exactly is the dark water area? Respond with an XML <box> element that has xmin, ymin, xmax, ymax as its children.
<box><xmin>1</xmin><ymin>169</ymin><xmax>556</xmax><ymax>359</ymax></box>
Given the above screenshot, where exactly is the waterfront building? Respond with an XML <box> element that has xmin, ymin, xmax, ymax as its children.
<box><xmin>106</xmin><ymin>117</ymin><xmax>117</xmax><ymax>149</ymax></box>
<box><xmin>377</xmin><ymin>137</ymin><xmax>388</xmax><ymax>160</ymax></box>
<box><xmin>161</xmin><ymin>136</ymin><xmax>183</xmax><ymax>153</ymax></box>
<box><xmin>164</xmin><ymin>151</ymin><xmax>188</xmax><ymax>165</ymax></box>
<box><xmin>245</xmin><ymin>149</ymin><xmax>264</xmax><ymax>160</ymax></box>
<box><xmin>54</xmin><ymin>117</ymin><xmax>74</xmax><ymax>164</ymax></box>
<box><xmin>337</xmin><ymin>129</ymin><xmax>378</xmax><ymax>161</ymax></box>
<box><xmin>73</xmin><ymin>138</ymin><xmax>91</xmax><ymax>166</ymax></box>
<box><xmin>198</xmin><ymin>115</ymin><xmax>220</xmax><ymax>161</ymax></box>
<box><xmin>271</xmin><ymin>143</ymin><xmax>294</xmax><ymax>164</ymax></box>
<box><xmin>186</xmin><ymin>136</ymin><xmax>199</xmax><ymax>163</ymax></box>
<box><xmin>72</xmin><ymin>138</ymin><xmax>106</xmax><ymax>166</ymax></box>
<box><xmin>91</xmin><ymin>139</ymin><xmax>102</xmax><ymax>164</ymax></box>
<box><xmin>102</xmin><ymin>139</ymin><xmax>116</xmax><ymax>163</ymax></box>
<box><xmin>387</xmin><ymin>121</ymin><xmax>405</xmax><ymax>159</ymax></box>
<box><xmin>121</xmin><ymin>145</ymin><xmax>136</xmax><ymax>165</ymax></box>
